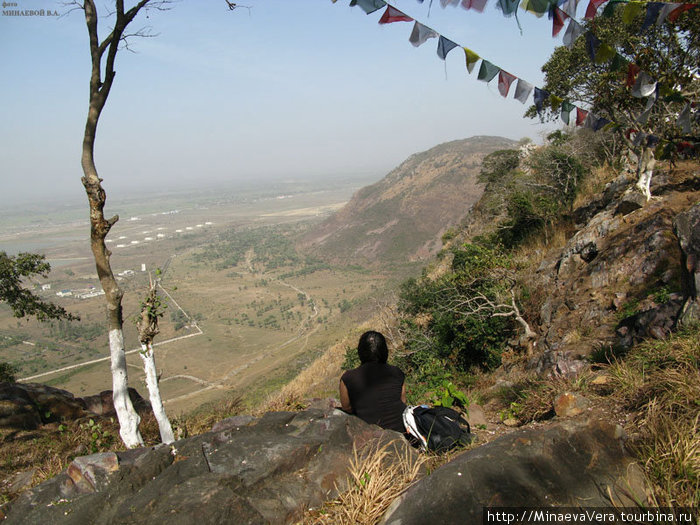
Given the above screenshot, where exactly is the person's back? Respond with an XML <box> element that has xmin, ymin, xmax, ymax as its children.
<box><xmin>339</xmin><ymin>331</ymin><xmax>407</xmax><ymax>433</ymax></box>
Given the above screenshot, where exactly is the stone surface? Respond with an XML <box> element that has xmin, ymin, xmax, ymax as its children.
<box><xmin>381</xmin><ymin>419</ymin><xmax>649</xmax><ymax>525</ymax></box>
<box><xmin>3</xmin><ymin>408</ymin><xmax>415</xmax><ymax>525</ymax></box>
<box><xmin>0</xmin><ymin>383</ymin><xmax>152</xmax><ymax>430</ymax></box>
<box><xmin>553</xmin><ymin>392</ymin><xmax>590</xmax><ymax>418</ymax></box>
<box><xmin>615</xmin><ymin>188</ymin><xmax>647</xmax><ymax>216</ymax></box>
<box><xmin>2</xmin><ymin>469</ymin><xmax>36</xmax><ymax>496</ymax></box>
<box><xmin>674</xmin><ymin>202</ymin><xmax>700</xmax><ymax>325</ymax></box>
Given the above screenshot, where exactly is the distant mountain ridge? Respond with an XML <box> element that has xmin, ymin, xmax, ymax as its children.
<box><xmin>300</xmin><ymin>136</ymin><xmax>517</xmax><ymax>264</ymax></box>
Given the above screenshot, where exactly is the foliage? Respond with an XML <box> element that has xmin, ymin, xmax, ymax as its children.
<box><xmin>0</xmin><ymin>252</ymin><xmax>77</xmax><ymax>322</ymax></box>
<box><xmin>433</xmin><ymin>380</ymin><xmax>469</xmax><ymax>409</ymax></box>
<box><xmin>477</xmin><ymin>149</ymin><xmax>521</xmax><ymax>185</ymax></box>
<box><xmin>527</xmin><ymin>10</ymin><xmax>699</xmax><ymax>156</ymax></box>
<box><xmin>0</xmin><ymin>362</ymin><xmax>18</xmax><ymax>382</ymax></box>
<box><xmin>79</xmin><ymin>418</ymin><xmax>114</xmax><ymax>454</ymax></box>
<box><xmin>397</xmin><ymin>242</ymin><xmax>517</xmax><ymax>383</ymax></box>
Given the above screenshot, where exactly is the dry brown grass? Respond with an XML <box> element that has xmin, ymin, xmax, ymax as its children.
<box><xmin>573</xmin><ymin>165</ymin><xmax>619</xmax><ymax>210</ymax></box>
<box><xmin>301</xmin><ymin>441</ymin><xmax>427</xmax><ymax>525</ymax></box>
<box><xmin>607</xmin><ymin>325</ymin><xmax>700</xmax><ymax>507</ymax></box>
<box><xmin>260</xmin><ymin>319</ymin><xmax>383</xmax><ymax>413</ymax></box>
<box><xmin>173</xmin><ymin>394</ymin><xmax>243</xmax><ymax>437</ymax></box>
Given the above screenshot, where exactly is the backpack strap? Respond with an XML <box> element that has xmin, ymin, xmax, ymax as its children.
<box><xmin>402</xmin><ymin>406</ymin><xmax>428</xmax><ymax>450</ymax></box>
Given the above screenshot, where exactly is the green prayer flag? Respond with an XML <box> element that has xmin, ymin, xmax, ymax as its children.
<box><xmin>610</xmin><ymin>53</ymin><xmax>628</xmax><ymax>72</ymax></box>
<box><xmin>477</xmin><ymin>60</ymin><xmax>500</xmax><ymax>83</ymax></box>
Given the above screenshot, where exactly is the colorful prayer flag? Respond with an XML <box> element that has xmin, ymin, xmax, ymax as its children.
<box><xmin>534</xmin><ymin>87</ymin><xmax>550</xmax><ymax>115</ymax></box>
<box><xmin>463</xmin><ymin>47</ymin><xmax>481</xmax><ymax>73</ymax></box>
<box><xmin>561</xmin><ymin>101</ymin><xmax>575</xmax><ymax>125</ymax></box>
<box><xmin>585</xmin><ymin>0</ymin><xmax>606</xmax><ymax>19</ymax></box>
<box><xmin>514</xmin><ymin>79</ymin><xmax>533</xmax><ymax>103</ymax></box>
<box><xmin>641</xmin><ymin>2</ymin><xmax>665</xmax><ymax>31</ymax></box>
<box><xmin>437</xmin><ymin>36</ymin><xmax>459</xmax><ymax>59</ymax></box>
<box><xmin>631</xmin><ymin>72</ymin><xmax>657</xmax><ymax>98</ymax></box>
<box><xmin>409</xmin><ymin>21</ymin><xmax>438</xmax><ymax>47</ymax></box>
<box><xmin>563</xmin><ymin>19</ymin><xmax>583</xmax><ymax>48</ymax></box>
<box><xmin>378</xmin><ymin>5</ymin><xmax>413</xmax><ymax>24</ymax></box>
<box><xmin>551</xmin><ymin>6</ymin><xmax>568</xmax><ymax>37</ymax></box>
<box><xmin>354</xmin><ymin>0</ymin><xmax>386</xmax><ymax>14</ymax></box>
<box><xmin>461</xmin><ymin>0</ymin><xmax>488</xmax><ymax>11</ymax></box>
<box><xmin>477</xmin><ymin>60</ymin><xmax>500</xmax><ymax>82</ymax></box>
<box><xmin>622</xmin><ymin>1</ymin><xmax>644</xmax><ymax>24</ymax></box>
<box><xmin>576</xmin><ymin>107</ymin><xmax>589</xmax><ymax>126</ymax></box>
<box><xmin>498</xmin><ymin>70</ymin><xmax>517</xmax><ymax>97</ymax></box>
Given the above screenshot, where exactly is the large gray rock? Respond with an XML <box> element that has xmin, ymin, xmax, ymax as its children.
<box><xmin>674</xmin><ymin>202</ymin><xmax>700</xmax><ymax>324</ymax></box>
<box><xmin>3</xmin><ymin>408</ymin><xmax>414</xmax><ymax>525</ymax></box>
<box><xmin>0</xmin><ymin>382</ymin><xmax>87</xmax><ymax>429</ymax></box>
<box><xmin>381</xmin><ymin>419</ymin><xmax>648</xmax><ymax>525</ymax></box>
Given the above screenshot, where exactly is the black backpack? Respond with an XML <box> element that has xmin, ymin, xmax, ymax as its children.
<box><xmin>403</xmin><ymin>405</ymin><xmax>473</xmax><ymax>452</ymax></box>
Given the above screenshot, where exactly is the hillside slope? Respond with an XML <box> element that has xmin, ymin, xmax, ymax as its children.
<box><xmin>300</xmin><ymin>136</ymin><xmax>516</xmax><ymax>264</ymax></box>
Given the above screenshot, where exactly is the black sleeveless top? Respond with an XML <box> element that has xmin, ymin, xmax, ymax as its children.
<box><xmin>341</xmin><ymin>362</ymin><xmax>407</xmax><ymax>433</ymax></box>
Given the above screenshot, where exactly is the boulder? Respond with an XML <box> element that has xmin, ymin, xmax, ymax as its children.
<box><xmin>3</xmin><ymin>408</ymin><xmax>416</xmax><ymax>525</ymax></box>
<box><xmin>615</xmin><ymin>189</ymin><xmax>647</xmax><ymax>216</ymax></box>
<box><xmin>381</xmin><ymin>419</ymin><xmax>649</xmax><ymax>525</ymax></box>
<box><xmin>0</xmin><ymin>382</ymin><xmax>87</xmax><ymax>429</ymax></box>
<box><xmin>673</xmin><ymin>202</ymin><xmax>700</xmax><ymax>325</ymax></box>
<box><xmin>80</xmin><ymin>388</ymin><xmax>151</xmax><ymax>417</ymax></box>
<box><xmin>553</xmin><ymin>392</ymin><xmax>590</xmax><ymax>418</ymax></box>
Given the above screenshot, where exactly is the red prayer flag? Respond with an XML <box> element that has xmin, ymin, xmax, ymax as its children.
<box><xmin>585</xmin><ymin>0</ymin><xmax>607</xmax><ymax>19</ymax></box>
<box><xmin>626</xmin><ymin>63</ymin><xmax>641</xmax><ymax>88</ymax></box>
<box><xmin>552</xmin><ymin>7</ymin><xmax>568</xmax><ymax>37</ymax></box>
<box><xmin>378</xmin><ymin>5</ymin><xmax>413</xmax><ymax>24</ymax></box>
<box><xmin>668</xmin><ymin>3</ymin><xmax>696</xmax><ymax>22</ymax></box>
<box><xmin>576</xmin><ymin>108</ymin><xmax>589</xmax><ymax>126</ymax></box>
<box><xmin>498</xmin><ymin>71</ymin><xmax>517</xmax><ymax>97</ymax></box>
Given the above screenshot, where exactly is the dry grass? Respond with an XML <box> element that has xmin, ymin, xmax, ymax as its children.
<box><xmin>172</xmin><ymin>394</ymin><xmax>243</xmax><ymax>437</ymax></box>
<box><xmin>606</xmin><ymin>325</ymin><xmax>700</xmax><ymax>507</ymax></box>
<box><xmin>302</xmin><ymin>441</ymin><xmax>427</xmax><ymax>525</ymax></box>
<box><xmin>260</xmin><ymin>319</ymin><xmax>382</xmax><ymax>413</ymax></box>
<box><xmin>573</xmin><ymin>165</ymin><xmax>619</xmax><ymax>210</ymax></box>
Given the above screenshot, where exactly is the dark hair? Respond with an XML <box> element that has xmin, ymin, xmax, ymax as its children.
<box><xmin>357</xmin><ymin>331</ymin><xmax>388</xmax><ymax>364</ymax></box>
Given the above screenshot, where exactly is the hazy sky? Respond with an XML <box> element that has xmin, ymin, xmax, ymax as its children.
<box><xmin>0</xmin><ymin>0</ymin><xmax>564</xmax><ymax>207</ymax></box>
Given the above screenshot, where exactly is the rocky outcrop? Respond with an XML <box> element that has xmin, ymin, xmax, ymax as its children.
<box><xmin>536</xmin><ymin>176</ymin><xmax>699</xmax><ymax>358</ymax></box>
<box><xmin>0</xmin><ymin>382</ymin><xmax>151</xmax><ymax>430</ymax></box>
<box><xmin>381</xmin><ymin>419</ymin><xmax>648</xmax><ymax>525</ymax></box>
<box><xmin>674</xmin><ymin>202</ymin><xmax>700</xmax><ymax>324</ymax></box>
<box><xmin>2</xmin><ymin>408</ymin><xmax>415</xmax><ymax>524</ymax></box>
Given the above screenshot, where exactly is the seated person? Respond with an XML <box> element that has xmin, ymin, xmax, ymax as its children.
<box><xmin>339</xmin><ymin>330</ymin><xmax>407</xmax><ymax>433</ymax></box>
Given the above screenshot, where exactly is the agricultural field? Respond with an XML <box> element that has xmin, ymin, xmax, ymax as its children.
<box><xmin>0</xmin><ymin>176</ymin><xmax>409</xmax><ymax>414</ymax></box>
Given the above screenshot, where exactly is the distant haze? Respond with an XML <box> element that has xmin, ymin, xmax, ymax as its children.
<box><xmin>1</xmin><ymin>1</ymin><xmax>559</xmax><ymax>208</ymax></box>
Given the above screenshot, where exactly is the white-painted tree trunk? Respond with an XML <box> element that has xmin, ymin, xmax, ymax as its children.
<box><xmin>635</xmin><ymin>146</ymin><xmax>656</xmax><ymax>201</ymax></box>
<box><xmin>109</xmin><ymin>329</ymin><xmax>144</xmax><ymax>448</ymax></box>
<box><xmin>140</xmin><ymin>342</ymin><xmax>175</xmax><ymax>444</ymax></box>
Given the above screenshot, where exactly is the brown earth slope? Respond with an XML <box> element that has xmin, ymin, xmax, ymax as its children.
<box><xmin>299</xmin><ymin>136</ymin><xmax>516</xmax><ymax>265</ymax></box>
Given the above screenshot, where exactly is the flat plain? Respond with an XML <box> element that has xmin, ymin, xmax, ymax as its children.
<box><xmin>0</xmin><ymin>176</ymin><xmax>406</xmax><ymax>413</ymax></box>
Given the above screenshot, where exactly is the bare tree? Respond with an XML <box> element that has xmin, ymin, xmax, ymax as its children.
<box><xmin>74</xmin><ymin>0</ymin><xmax>171</xmax><ymax>448</ymax></box>
<box><xmin>435</xmin><ymin>270</ymin><xmax>537</xmax><ymax>356</ymax></box>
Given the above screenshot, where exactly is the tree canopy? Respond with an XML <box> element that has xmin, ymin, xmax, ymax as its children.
<box><xmin>528</xmin><ymin>6</ymin><xmax>699</xmax><ymax>155</ymax></box>
<box><xmin>0</xmin><ymin>252</ymin><xmax>77</xmax><ymax>322</ymax></box>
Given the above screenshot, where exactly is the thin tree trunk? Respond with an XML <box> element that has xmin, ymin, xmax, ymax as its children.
<box><xmin>635</xmin><ymin>145</ymin><xmax>656</xmax><ymax>201</ymax></box>
<box><xmin>80</xmin><ymin>0</ymin><xmax>145</xmax><ymax>448</ymax></box>
<box><xmin>139</xmin><ymin>342</ymin><xmax>174</xmax><ymax>444</ymax></box>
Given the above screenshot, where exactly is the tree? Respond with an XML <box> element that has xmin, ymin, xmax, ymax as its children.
<box><xmin>528</xmin><ymin>8</ymin><xmax>699</xmax><ymax>199</ymax></box>
<box><xmin>1</xmin><ymin>251</ymin><xmax>77</xmax><ymax>383</ymax></box>
<box><xmin>136</xmin><ymin>277</ymin><xmax>174</xmax><ymax>444</ymax></box>
<box><xmin>0</xmin><ymin>251</ymin><xmax>77</xmax><ymax>322</ymax></box>
<box><xmin>72</xmin><ymin>0</ymin><xmax>172</xmax><ymax>448</ymax></box>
